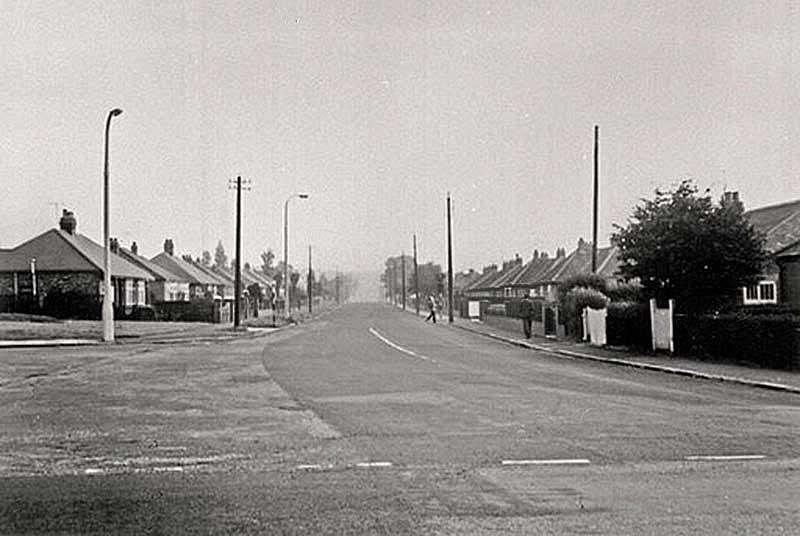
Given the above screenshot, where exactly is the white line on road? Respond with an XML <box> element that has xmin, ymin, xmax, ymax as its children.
<box><xmin>355</xmin><ymin>461</ymin><xmax>393</xmax><ymax>468</ymax></box>
<box><xmin>501</xmin><ymin>459</ymin><xmax>591</xmax><ymax>466</ymax></box>
<box><xmin>685</xmin><ymin>455</ymin><xmax>766</xmax><ymax>461</ymax></box>
<box><xmin>296</xmin><ymin>464</ymin><xmax>324</xmax><ymax>470</ymax></box>
<box><xmin>368</xmin><ymin>328</ymin><xmax>433</xmax><ymax>362</ymax></box>
<box><xmin>84</xmin><ymin>468</ymin><xmax>105</xmax><ymax>475</ymax></box>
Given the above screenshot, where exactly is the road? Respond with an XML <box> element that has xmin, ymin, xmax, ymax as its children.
<box><xmin>0</xmin><ymin>303</ymin><xmax>798</xmax><ymax>534</ymax></box>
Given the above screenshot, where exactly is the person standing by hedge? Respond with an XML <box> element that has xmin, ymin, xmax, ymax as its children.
<box><xmin>520</xmin><ymin>295</ymin><xmax>534</xmax><ymax>338</ymax></box>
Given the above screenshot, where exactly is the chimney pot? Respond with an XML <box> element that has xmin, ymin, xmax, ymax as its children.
<box><xmin>164</xmin><ymin>239</ymin><xmax>175</xmax><ymax>256</ymax></box>
<box><xmin>109</xmin><ymin>237</ymin><xmax>119</xmax><ymax>254</ymax></box>
<box><xmin>131</xmin><ymin>241</ymin><xmax>138</xmax><ymax>255</ymax></box>
<box><xmin>59</xmin><ymin>209</ymin><xmax>77</xmax><ymax>234</ymax></box>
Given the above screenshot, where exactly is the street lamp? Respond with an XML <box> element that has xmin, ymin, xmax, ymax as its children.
<box><xmin>283</xmin><ymin>193</ymin><xmax>309</xmax><ymax>320</ymax></box>
<box><xmin>103</xmin><ymin>108</ymin><xmax>123</xmax><ymax>342</ymax></box>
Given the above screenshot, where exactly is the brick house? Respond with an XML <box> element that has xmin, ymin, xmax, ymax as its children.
<box><xmin>0</xmin><ymin>210</ymin><xmax>152</xmax><ymax>317</ymax></box>
<box><xmin>744</xmin><ymin>196</ymin><xmax>800</xmax><ymax>306</ymax></box>
<box><xmin>115</xmin><ymin>240</ymin><xmax>190</xmax><ymax>303</ymax></box>
<box><xmin>150</xmin><ymin>240</ymin><xmax>226</xmax><ymax>299</ymax></box>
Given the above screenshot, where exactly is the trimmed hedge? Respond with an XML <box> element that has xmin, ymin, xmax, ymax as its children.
<box><xmin>607</xmin><ymin>302</ymin><xmax>651</xmax><ymax>349</ymax></box>
<box><xmin>152</xmin><ymin>300</ymin><xmax>216</xmax><ymax>322</ymax></box>
<box><xmin>674</xmin><ymin>313</ymin><xmax>800</xmax><ymax>370</ymax></box>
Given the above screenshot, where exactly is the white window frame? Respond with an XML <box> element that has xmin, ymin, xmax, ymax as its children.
<box><xmin>742</xmin><ymin>280</ymin><xmax>777</xmax><ymax>305</ymax></box>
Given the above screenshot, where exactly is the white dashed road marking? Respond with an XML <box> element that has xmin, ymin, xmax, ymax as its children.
<box><xmin>685</xmin><ymin>454</ymin><xmax>766</xmax><ymax>461</ymax></box>
<box><xmin>369</xmin><ymin>328</ymin><xmax>433</xmax><ymax>362</ymax></box>
<box><xmin>501</xmin><ymin>459</ymin><xmax>591</xmax><ymax>466</ymax></box>
<box><xmin>355</xmin><ymin>461</ymin><xmax>393</xmax><ymax>468</ymax></box>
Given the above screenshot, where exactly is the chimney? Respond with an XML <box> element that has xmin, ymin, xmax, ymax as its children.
<box><xmin>164</xmin><ymin>239</ymin><xmax>174</xmax><ymax>256</ymax></box>
<box><xmin>109</xmin><ymin>237</ymin><xmax>119</xmax><ymax>254</ymax></box>
<box><xmin>533</xmin><ymin>249</ymin><xmax>539</xmax><ymax>260</ymax></box>
<box><xmin>515</xmin><ymin>253</ymin><xmax>522</xmax><ymax>266</ymax></box>
<box><xmin>131</xmin><ymin>241</ymin><xmax>138</xmax><ymax>255</ymax></box>
<box><xmin>578</xmin><ymin>237</ymin><xmax>586</xmax><ymax>249</ymax></box>
<box><xmin>557</xmin><ymin>247</ymin><xmax>566</xmax><ymax>258</ymax></box>
<box><xmin>59</xmin><ymin>209</ymin><xmax>77</xmax><ymax>234</ymax></box>
<box><xmin>722</xmin><ymin>191</ymin><xmax>744</xmax><ymax>212</ymax></box>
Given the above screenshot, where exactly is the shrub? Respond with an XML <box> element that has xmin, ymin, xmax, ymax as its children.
<box><xmin>561</xmin><ymin>287</ymin><xmax>609</xmax><ymax>337</ymax></box>
<box><xmin>606</xmin><ymin>282</ymin><xmax>643</xmax><ymax>303</ymax></box>
<box><xmin>606</xmin><ymin>301</ymin><xmax>651</xmax><ymax>349</ymax></box>
<box><xmin>557</xmin><ymin>274</ymin><xmax>607</xmax><ymax>303</ymax></box>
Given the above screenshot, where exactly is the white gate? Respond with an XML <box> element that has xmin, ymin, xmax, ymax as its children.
<box><xmin>649</xmin><ymin>298</ymin><xmax>674</xmax><ymax>352</ymax></box>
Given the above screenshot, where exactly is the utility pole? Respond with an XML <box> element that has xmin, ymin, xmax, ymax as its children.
<box><xmin>592</xmin><ymin>125</ymin><xmax>599</xmax><ymax>273</ymax></box>
<box><xmin>447</xmin><ymin>193</ymin><xmax>454</xmax><ymax>323</ymax></box>
<box><xmin>335</xmin><ymin>270</ymin><xmax>341</xmax><ymax>305</ymax></box>
<box><xmin>229</xmin><ymin>176</ymin><xmax>250</xmax><ymax>327</ymax></box>
<box><xmin>401</xmin><ymin>251</ymin><xmax>406</xmax><ymax>310</ymax></box>
<box><xmin>413</xmin><ymin>234</ymin><xmax>419</xmax><ymax>315</ymax></box>
<box><xmin>307</xmin><ymin>245</ymin><xmax>312</xmax><ymax>314</ymax></box>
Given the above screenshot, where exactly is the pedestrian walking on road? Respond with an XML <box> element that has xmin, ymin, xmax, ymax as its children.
<box><xmin>425</xmin><ymin>295</ymin><xmax>437</xmax><ymax>323</ymax></box>
<box><xmin>519</xmin><ymin>295</ymin><xmax>534</xmax><ymax>338</ymax></box>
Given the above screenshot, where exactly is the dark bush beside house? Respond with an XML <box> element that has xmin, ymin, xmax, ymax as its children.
<box><xmin>152</xmin><ymin>300</ymin><xmax>215</xmax><ymax>322</ymax></box>
<box><xmin>560</xmin><ymin>287</ymin><xmax>609</xmax><ymax>337</ymax></box>
<box><xmin>115</xmin><ymin>305</ymin><xmax>157</xmax><ymax>321</ymax></box>
<box><xmin>606</xmin><ymin>301</ymin><xmax>651</xmax><ymax>350</ymax></box>
<box><xmin>674</xmin><ymin>313</ymin><xmax>800</xmax><ymax>370</ymax></box>
<box><xmin>42</xmin><ymin>290</ymin><xmax>101</xmax><ymax>319</ymax></box>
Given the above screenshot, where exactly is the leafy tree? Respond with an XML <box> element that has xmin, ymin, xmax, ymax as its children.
<box><xmin>201</xmin><ymin>250</ymin><xmax>212</xmax><ymax>266</ymax></box>
<box><xmin>214</xmin><ymin>241</ymin><xmax>228</xmax><ymax>269</ymax></box>
<box><xmin>611</xmin><ymin>180</ymin><xmax>766</xmax><ymax>313</ymax></box>
<box><xmin>260</xmin><ymin>249</ymin><xmax>275</xmax><ymax>276</ymax></box>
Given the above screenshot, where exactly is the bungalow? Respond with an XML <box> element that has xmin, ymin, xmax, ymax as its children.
<box><xmin>115</xmin><ymin>240</ymin><xmax>190</xmax><ymax>303</ymax></box>
<box><xmin>744</xmin><ymin>195</ymin><xmax>800</xmax><ymax>306</ymax></box>
<box><xmin>0</xmin><ymin>210</ymin><xmax>152</xmax><ymax>317</ymax></box>
<box><xmin>150</xmin><ymin>239</ymin><xmax>226</xmax><ymax>299</ymax></box>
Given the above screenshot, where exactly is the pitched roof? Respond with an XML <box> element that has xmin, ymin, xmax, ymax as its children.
<box><xmin>150</xmin><ymin>252</ymin><xmax>226</xmax><ymax>285</ymax></box>
<box><xmin>745</xmin><ymin>199</ymin><xmax>800</xmax><ymax>252</ymax></box>
<box><xmin>464</xmin><ymin>268</ymin><xmax>501</xmax><ymax>291</ymax></box>
<box><xmin>0</xmin><ymin>229</ymin><xmax>152</xmax><ymax>280</ymax></box>
<box><xmin>547</xmin><ymin>243</ymin><xmax>620</xmax><ymax>282</ymax></box>
<box><xmin>118</xmin><ymin>247</ymin><xmax>187</xmax><ymax>282</ymax></box>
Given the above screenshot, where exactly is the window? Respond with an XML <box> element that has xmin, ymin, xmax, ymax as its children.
<box><xmin>503</xmin><ymin>287</ymin><xmax>512</xmax><ymax>297</ymax></box>
<box><xmin>743</xmin><ymin>281</ymin><xmax>777</xmax><ymax>305</ymax></box>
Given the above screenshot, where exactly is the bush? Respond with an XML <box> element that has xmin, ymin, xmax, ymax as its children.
<box><xmin>674</xmin><ymin>313</ymin><xmax>800</xmax><ymax>369</ymax></box>
<box><xmin>557</xmin><ymin>274</ymin><xmax>608</xmax><ymax>302</ymax></box>
<box><xmin>606</xmin><ymin>282</ymin><xmax>643</xmax><ymax>303</ymax></box>
<box><xmin>607</xmin><ymin>301</ymin><xmax>651</xmax><ymax>349</ymax></box>
<box><xmin>561</xmin><ymin>287</ymin><xmax>609</xmax><ymax>337</ymax></box>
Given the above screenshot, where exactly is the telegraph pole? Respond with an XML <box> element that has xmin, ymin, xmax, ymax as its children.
<box><xmin>447</xmin><ymin>193</ymin><xmax>454</xmax><ymax>323</ymax></box>
<box><xmin>401</xmin><ymin>251</ymin><xmax>406</xmax><ymax>310</ymax></box>
<box><xmin>307</xmin><ymin>245</ymin><xmax>312</xmax><ymax>314</ymax></box>
<box><xmin>228</xmin><ymin>176</ymin><xmax>250</xmax><ymax>327</ymax></box>
<box><xmin>592</xmin><ymin>125</ymin><xmax>599</xmax><ymax>273</ymax></box>
<box><xmin>413</xmin><ymin>234</ymin><xmax>419</xmax><ymax>315</ymax></box>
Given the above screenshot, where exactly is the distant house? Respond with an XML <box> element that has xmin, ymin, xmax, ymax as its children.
<box><xmin>150</xmin><ymin>240</ymin><xmax>226</xmax><ymax>299</ymax></box>
<box><xmin>744</xmin><ymin>196</ymin><xmax>800</xmax><ymax>307</ymax></box>
<box><xmin>116</xmin><ymin>240</ymin><xmax>190</xmax><ymax>303</ymax></box>
<box><xmin>0</xmin><ymin>210</ymin><xmax>152</xmax><ymax>317</ymax></box>
<box><xmin>463</xmin><ymin>240</ymin><xmax>622</xmax><ymax>303</ymax></box>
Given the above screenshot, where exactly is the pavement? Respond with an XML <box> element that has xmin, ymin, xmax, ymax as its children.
<box><xmin>399</xmin><ymin>305</ymin><xmax>800</xmax><ymax>394</ymax></box>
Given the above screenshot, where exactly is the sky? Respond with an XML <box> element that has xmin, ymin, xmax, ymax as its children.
<box><xmin>2</xmin><ymin>1</ymin><xmax>799</xmax><ymax>275</ymax></box>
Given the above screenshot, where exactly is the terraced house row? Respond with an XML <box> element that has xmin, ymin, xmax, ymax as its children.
<box><xmin>0</xmin><ymin>210</ymin><xmax>276</xmax><ymax>321</ymax></box>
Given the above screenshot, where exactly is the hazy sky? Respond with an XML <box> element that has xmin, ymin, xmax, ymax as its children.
<box><xmin>2</xmin><ymin>1</ymin><xmax>799</xmax><ymax>273</ymax></box>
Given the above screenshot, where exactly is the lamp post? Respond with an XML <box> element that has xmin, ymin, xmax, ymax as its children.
<box><xmin>283</xmin><ymin>193</ymin><xmax>308</xmax><ymax>320</ymax></box>
<box><xmin>103</xmin><ymin>108</ymin><xmax>123</xmax><ymax>342</ymax></box>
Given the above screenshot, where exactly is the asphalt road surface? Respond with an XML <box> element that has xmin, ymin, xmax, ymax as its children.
<box><xmin>1</xmin><ymin>303</ymin><xmax>798</xmax><ymax>534</ymax></box>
